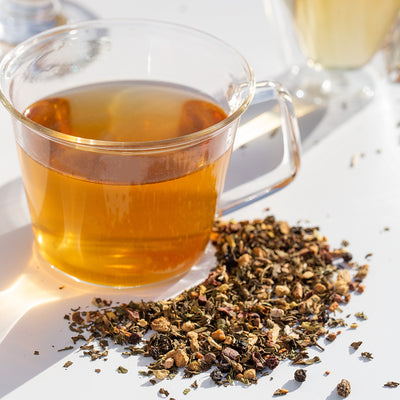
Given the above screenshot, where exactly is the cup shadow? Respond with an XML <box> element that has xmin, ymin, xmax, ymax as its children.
<box><xmin>223</xmin><ymin>82</ymin><xmax>327</xmax><ymax>191</ymax></box>
<box><xmin>223</xmin><ymin>68</ymin><xmax>374</xmax><ymax>205</ymax></box>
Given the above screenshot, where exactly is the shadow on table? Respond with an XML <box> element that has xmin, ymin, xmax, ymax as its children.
<box><xmin>224</xmin><ymin>97</ymin><xmax>327</xmax><ymax>194</ymax></box>
<box><xmin>222</xmin><ymin>79</ymin><xmax>370</xmax><ymax>213</ymax></box>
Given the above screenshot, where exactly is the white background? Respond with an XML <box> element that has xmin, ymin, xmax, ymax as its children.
<box><xmin>0</xmin><ymin>1</ymin><xmax>400</xmax><ymax>399</ymax></box>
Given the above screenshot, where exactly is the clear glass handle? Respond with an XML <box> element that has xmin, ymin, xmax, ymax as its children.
<box><xmin>218</xmin><ymin>80</ymin><xmax>301</xmax><ymax>215</ymax></box>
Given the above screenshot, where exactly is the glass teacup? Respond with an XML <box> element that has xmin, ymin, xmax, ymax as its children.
<box><xmin>0</xmin><ymin>19</ymin><xmax>301</xmax><ymax>287</ymax></box>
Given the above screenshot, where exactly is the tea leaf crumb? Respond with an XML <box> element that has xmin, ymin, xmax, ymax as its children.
<box><xmin>273</xmin><ymin>388</ymin><xmax>289</xmax><ymax>396</ymax></box>
<box><xmin>139</xmin><ymin>370</ymin><xmax>152</xmax><ymax>377</ymax></box>
<box><xmin>191</xmin><ymin>380</ymin><xmax>199</xmax><ymax>389</ymax></box>
<box><xmin>117</xmin><ymin>366</ymin><xmax>128</xmax><ymax>374</ymax></box>
<box><xmin>361</xmin><ymin>352</ymin><xmax>373</xmax><ymax>360</ymax></box>
<box><xmin>57</xmin><ymin>346</ymin><xmax>73</xmax><ymax>352</ymax></box>
<box><xmin>63</xmin><ymin>361</ymin><xmax>73</xmax><ymax>368</ymax></box>
<box><xmin>384</xmin><ymin>381</ymin><xmax>399</xmax><ymax>388</ymax></box>
<box><xmin>355</xmin><ymin>312</ymin><xmax>368</xmax><ymax>320</ymax></box>
<box><xmin>159</xmin><ymin>388</ymin><xmax>169</xmax><ymax>397</ymax></box>
<box><xmin>350</xmin><ymin>341</ymin><xmax>362</xmax><ymax>350</ymax></box>
<box><xmin>337</xmin><ymin>379</ymin><xmax>351</xmax><ymax>397</ymax></box>
<box><xmin>350</xmin><ymin>153</ymin><xmax>358</xmax><ymax>167</ymax></box>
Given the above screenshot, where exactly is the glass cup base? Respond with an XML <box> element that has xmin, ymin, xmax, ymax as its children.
<box><xmin>32</xmin><ymin>244</ymin><xmax>196</xmax><ymax>290</ymax></box>
<box><xmin>285</xmin><ymin>62</ymin><xmax>375</xmax><ymax>108</ymax></box>
<box><xmin>277</xmin><ymin>62</ymin><xmax>375</xmax><ymax>150</ymax></box>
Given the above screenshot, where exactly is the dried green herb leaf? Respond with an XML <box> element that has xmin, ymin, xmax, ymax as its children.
<box><xmin>117</xmin><ymin>366</ymin><xmax>128</xmax><ymax>374</ymax></box>
<box><xmin>138</xmin><ymin>370</ymin><xmax>153</xmax><ymax>377</ymax></box>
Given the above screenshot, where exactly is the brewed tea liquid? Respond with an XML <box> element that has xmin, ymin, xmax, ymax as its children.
<box><xmin>20</xmin><ymin>81</ymin><xmax>228</xmax><ymax>286</ymax></box>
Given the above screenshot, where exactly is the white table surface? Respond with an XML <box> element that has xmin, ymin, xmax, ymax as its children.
<box><xmin>1</xmin><ymin>1</ymin><xmax>400</xmax><ymax>399</ymax></box>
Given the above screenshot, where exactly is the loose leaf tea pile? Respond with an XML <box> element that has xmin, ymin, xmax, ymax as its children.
<box><xmin>65</xmin><ymin>216</ymin><xmax>369</xmax><ymax>386</ymax></box>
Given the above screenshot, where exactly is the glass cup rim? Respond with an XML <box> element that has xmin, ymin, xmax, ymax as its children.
<box><xmin>0</xmin><ymin>18</ymin><xmax>255</xmax><ymax>152</ymax></box>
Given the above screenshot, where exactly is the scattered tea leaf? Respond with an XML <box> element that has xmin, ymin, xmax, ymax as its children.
<box><xmin>337</xmin><ymin>379</ymin><xmax>351</xmax><ymax>397</ymax></box>
<box><xmin>191</xmin><ymin>380</ymin><xmax>199</xmax><ymax>389</ymax></box>
<box><xmin>350</xmin><ymin>341</ymin><xmax>362</xmax><ymax>350</ymax></box>
<box><xmin>117</xmin><ymin>366</ymin><xmax>128</xmax><ymax>374</ymax></box>
<box><xmin>273</xmin><ymin>388</ymin><xmax>289</xmax><ymax>396</ymax></box>
<box><xmin>350</xmin><ymin>153</ymin><xmax>358</xmax><ymax>167</ymax></box>
<box><xmin>58</xmin><ymin>346</ymin><xmax>74</xmax><ymax>352</ymax></box>
<box><xmin>355</xmin><ymin>312</ymin><xmax>368</xmax><ymax>320</ymax></box>
<box><xmin>361</xmin><ymin>352</ymin><xmax>373</xmax><ymax>360</ymax></box>
<box><xmin>384</xmin><ymin>381</ymin><xmax>399</xmax><ymax>388</ymax></box>
<box><xmin>293</xmin><ymin>356</ymin><xmax>321</xmax><ymax>366</ymax></box>
<box><xmin>61</xmin><ymin>216</ymin><xmax>369</xmax><ymax>388</ymax></box>
<box><xmin>159</xmin><ymin>388</ymin><xmax>169</xmax><ymax>397</ymax></box>
<box><xmin>63</xmin><ymin>361</ymin><xmax>73</xmax><ymax>368</ymax></box>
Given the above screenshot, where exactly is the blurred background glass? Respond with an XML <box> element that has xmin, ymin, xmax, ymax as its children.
<box><xmin>385</xmin><ymin>14</ymin><xmax>400</xmax><ymax>82</ymax></box>
<box><xmin>0</xmin><ymin>0</ymin><xmax>96</xmax><ymax>59</ymax></box>
<box><xmin>264</xmin><ymin>0</ymin><xmax>400</xmax><ymax>149</ymax></box>
<box><xmin>282</xmin><ymin>0</ymin><xmax>400</xmax><ymax>106</ymax></box>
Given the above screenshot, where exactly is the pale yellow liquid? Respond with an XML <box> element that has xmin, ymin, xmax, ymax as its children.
<box><xmin>20</xmin><ymin>82</ymin><xmax>229</xmax><ymax>287</ymax></box>
<box><xmin>290</xmin><ymin>0</ymin><xmax>400</xmax><ymax>69</ymax></box>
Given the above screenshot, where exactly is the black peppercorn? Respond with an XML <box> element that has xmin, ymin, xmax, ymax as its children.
<box><xmin>294</xmin><ymin>368</ymin><xmax>307</xmax><ymax>382</ymax></box>
<box><xmin>204</xmin><ymin>352</ymin><xmax>216</xmax><ymax>365</ymax></box>
<box><xmin>210</xmin><ymin>369</ymin><xmax>224</xmax><ymax>384</ymax></box>
<box><xmin>147</xmin><ymin>333</ymin><xmax>172</xmax><ymax>359</ymax></box>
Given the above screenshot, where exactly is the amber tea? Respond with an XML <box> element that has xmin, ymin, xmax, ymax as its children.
<box><xmin>20</xmin><ymin>81</ymin><xmax>229</xmax><ymax>287</ymax></box>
